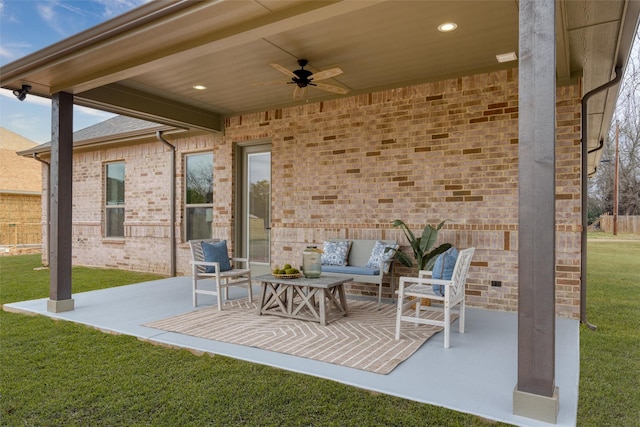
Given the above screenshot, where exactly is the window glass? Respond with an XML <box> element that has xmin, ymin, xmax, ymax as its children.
<box><xmin>106</xmin><ymin>162</ymin><xmax>125</xmax><ymax>205</ymax></box>
<box><xmin>186</xmin><ymin>207</ymin><xmax>213</xmax><ymax>241</ymax></box>
<box><xmin>186</xmin><ymin>154</ymin><xmax>213</xmax><ymax>204</ymax></box>
<box><xmin>248</xmin><ymin>152</ymin><xmax>270</xmax><ymax>263</ymax></box>
<box><xmin>105</xmin><ymin>162</ymin><xmax>125</xmax><ymax>237</ymax></box>
<box><xmin>185</xmin><ymin>153</ymin><xmax>213</xmax><ymax>240</ymax></box>
<box><xmin>106</xmin><ymin>208</ymin><xmax>124</xmax><ymax>237</ymax></box>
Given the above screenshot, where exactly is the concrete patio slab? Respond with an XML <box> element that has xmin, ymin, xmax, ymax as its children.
<box><xmin>4</xmin><ymin>276</ymin><xmax>579</xmax><ymax>426</ymax></box>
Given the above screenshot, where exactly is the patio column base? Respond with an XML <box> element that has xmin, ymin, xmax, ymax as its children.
<box><xmin>47</xmin><ymin>298</ymin><xmax>74</xmax><ymax>313</ymax></box>
<box><xmin>513</xmin><ymin>385</ymin><xmax>559</xmax><ymax>424</ymax></box>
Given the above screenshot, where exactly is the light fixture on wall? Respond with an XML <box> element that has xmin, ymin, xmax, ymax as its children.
<box><xmin>12</xmin><ymin>84</ymin><xmax>32</xmax><ymax>101</ymax></box>
<box><xmin>193</xmin><ymin>85</ymin><xmax>207</xmax><ymax>90</ymax></box>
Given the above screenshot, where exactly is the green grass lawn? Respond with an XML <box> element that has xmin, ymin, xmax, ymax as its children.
<box><xmin>1</xmin><ymin>241</ymin><xmax>638</xmax><ymax>426</ymax></box>
<box><xmin>0</xmin><ymin>255</ymin><xmax>504</xmax><ymax>426</ymax></box>
<box><xmin>577</xmin><ymin>240</ymin><xmax>640</xmax><ymax>426</ymax></box>
<box><xmin>587</xmin><ymin>231</ymin><xmax>640</xmax><ymax>241</ymax></box>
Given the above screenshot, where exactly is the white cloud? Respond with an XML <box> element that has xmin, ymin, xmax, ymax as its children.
<box><xmin>95</xmin><ymin>0</ymin><xmax>150</xmax><ymax>18</ymax></box>
<box><xmin>0</xmin><ymin>0</ymin><xmax>18</xmax><ymax>24</ymax></box>
<box><xmin>0</xmin><ymin>44</ymin><xmax>12</xmax><ymax>60</ymax></box>
<box><xmin>37</xmin><ymin>1</ymin><xmax>54</xmax><ymax>20</ymax></box>
<box><xmin>35</xmin><ymin>1</ymin><xmax>66</xmax><ymax>37</ymax></box>
<box><xmin>75</xmin><ymin>105</ymin><xmax>115</xmax><ymax>119</ymax></box>
<box><xmin>0</xmin><ymin>41</ymin><xmax>34</xmax><ymax>63</ymax></box>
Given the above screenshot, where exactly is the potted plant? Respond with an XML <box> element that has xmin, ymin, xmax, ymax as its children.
<box><xmin>390</xmin><ymin>219</ymin><xmax>452</xmax><ymax>271</ymax></box>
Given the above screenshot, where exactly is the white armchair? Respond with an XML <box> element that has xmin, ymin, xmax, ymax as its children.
<box><xmin>189</xmin><ymin>239</ymin><xmax>252</xmax><ymax>310</ymax></box>
<box><xmin>394</xmin><ymin>247</ymin><xmax>475</xmax><ymax>348</ymax></box>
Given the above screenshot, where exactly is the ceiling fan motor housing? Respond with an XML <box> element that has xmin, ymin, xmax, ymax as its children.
<box><xmin>292</xmin><ymin>69</ymin><xmax>314</xmax><ymax>87</ymax></box>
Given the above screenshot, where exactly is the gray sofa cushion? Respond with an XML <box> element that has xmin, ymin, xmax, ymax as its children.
<box><xmin>321</xmin><ymin>265</ymin><xmax>380</xmax><ymax>275</ymax></box>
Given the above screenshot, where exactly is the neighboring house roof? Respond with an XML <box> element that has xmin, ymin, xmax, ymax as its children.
<box><xmin>73</xmin><ymin>115</ymin><xmax>165</xmax><ymax>141</ymax></box>
<box><xmin>0</xmin><ymin>128</ymin><xmax>42</xmax><ymax>193</ymax></box>
<box><xmin>17</xmin><ymin>115</ymin><xmax>174</xmax><ymax>157</ymax></box>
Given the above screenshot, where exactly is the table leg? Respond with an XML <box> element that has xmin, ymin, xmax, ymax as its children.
<box><xmin>257</xmin><ymin>282</ymin><xmax>267</xmax><ymax>315</ymax></box>
<box><xmin>323</xmin><ymin>285</ymin><xmax>348</xmax><ymax>315</ymax></box>
<box><xmin>260</xmin><ymin>282</ymin><xmax>289</xmax><ymax>315</ymax></box>
<box><xmin>319</xmin><ymin>288</ymin><xmax>327</xmax><ymax>326</ymax></box>
<box><xmin>286</xmin><ymin>285</ymin><xmax>293</xmax><ymax>314</ymax></box>
<box><xmin>338</xmin><ymin>283</ymin><xmax>348</xmax><ymax>315</ymax></box>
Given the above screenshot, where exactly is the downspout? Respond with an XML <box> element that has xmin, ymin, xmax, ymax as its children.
<box><xmin>587</xmin><ymin>138</ymin><xmax>604</xmax><ymax>155</ymax></box>
<box><xmin>33</xmin><ymin>154</ymin><xmax>50</xmax><ymax>266</ymax></box>
<box><xmin>157</xmin><ymin>131</ymin><xmax>176</xmax><ymax>277</ymax></box>
<box><xmin>580</xmin><ymin>66</ymin><xmax>622</xmax><ymax>330</ymax></box>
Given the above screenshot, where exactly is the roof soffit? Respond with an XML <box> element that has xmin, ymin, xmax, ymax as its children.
<box><xmin>7</xmin><ymin>1</ymin><xmax>384</xmax><ymax>96</ymax></box>
<box><xmin>85</xmin><ymin>1</ymin><xmax>522</xmax><ymax>116</ymax></box>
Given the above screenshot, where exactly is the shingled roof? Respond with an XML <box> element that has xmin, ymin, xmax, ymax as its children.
<box><xmin>16</xmin><ymin>115</ymin><xmax>173</xmax><ymax>157</ymax></box>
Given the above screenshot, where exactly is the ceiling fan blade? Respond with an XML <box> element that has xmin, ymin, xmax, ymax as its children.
<box><xmin>310</xmin><ymin>67</ymin><xmax>343</xmax><ymax>81</ymax></box>
<box><xmin>251</xmin><ymin>81</ymin><xmax>288</xmax><ymax>86</ymax></box>
<box><xmin>315</xmin><ymin>82</ymin><xmax>349</xmax><ymax>94</ymax></box>
<box><xmin>293</xmin><ymin>86</ymin><xmax>307</xmax><ymax>100</ymax></box>
<box><xmin>270</xmin><ymin>63</ymin><xmax>296</xmax><ymax>78</ymax></box>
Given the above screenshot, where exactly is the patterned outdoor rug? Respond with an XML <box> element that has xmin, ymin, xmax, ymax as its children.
<box><xmin>145</xmin><ymin>299</ymin><xmax>451</xmax><ymax>374</ymax></box>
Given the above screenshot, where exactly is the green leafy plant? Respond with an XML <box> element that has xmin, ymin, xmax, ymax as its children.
<box><xmin>391</xmin><ymin>219</ymin><xmax>452</xmax><ymax>271</ymax></box>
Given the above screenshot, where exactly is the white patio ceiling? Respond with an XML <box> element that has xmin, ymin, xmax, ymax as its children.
<box><xmin>1</xmin><ymin>0</ymin><xmax>639</xmax><ymax>173</ymax></box>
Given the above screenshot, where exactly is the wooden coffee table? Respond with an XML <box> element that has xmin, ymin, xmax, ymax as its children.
<box><xmin>255</xmin><ymin>274</ymin><xmax>352</xmax><ymax>326</ymax></box>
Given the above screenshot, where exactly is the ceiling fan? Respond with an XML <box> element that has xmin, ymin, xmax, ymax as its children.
<box><xmin>257</xmin><ymin>59</ymin><xmax>350</xmax><ymax>100</ymax></box>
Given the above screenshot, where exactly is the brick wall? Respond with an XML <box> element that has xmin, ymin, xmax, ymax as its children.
<box><xmin>223</xmin><ymin>68</ymin><xmax>582</xmax><ymax>319</ymax></box>
<box><xmin>37</xmin><ymin>68</ymin><xmax>582</xmax><ymax>319</ymax></box>
<box><xmin>41</xmin><ymin>132</ymin><xmax>223</xmax><ymax>274</ymax></box>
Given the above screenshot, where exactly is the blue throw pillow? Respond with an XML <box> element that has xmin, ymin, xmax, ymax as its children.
<box><xmin>201</xmin><ymin>240</ymin><xmax>232</xmax><ymax>273</ymax></box>
<box><xmin>321</xmin><ymin>241</ymin><xmax>352</xmax><ymax>266</ymax></box>
<box><xmin>431</xmin><ymin>247</ymin><xmax>458</xmax><ymax>296</ymax></box>
<box><xmin>366</xmin><ymin>241</ymin><xmax>399</xmax><ymax>273</ymax></box>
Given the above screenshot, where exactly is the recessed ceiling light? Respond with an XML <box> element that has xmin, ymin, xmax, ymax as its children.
<box><xmin>438</xmin><ymin>22</ymin><xmax>457</xmax><ymax>32</ymax></box>
<box><xmin>496</xmin><ymin>52</ymin><xmax>518</xmax><ymax>63</ymax></box>
<box><xmin>193</xmin><ymin>85</ymin><xmax>207</xmax><ymax>90</ymax></box>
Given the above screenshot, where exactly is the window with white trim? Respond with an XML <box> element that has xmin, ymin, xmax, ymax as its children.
<box><xmin>105</xmin><ymin>162</ymin><xmax>125</xmax><ymax>237</ymax></box>
<box><xmin>185</xmin><ymin>153</ymin><xmax>213</xmax><ymax>241</ymax></box>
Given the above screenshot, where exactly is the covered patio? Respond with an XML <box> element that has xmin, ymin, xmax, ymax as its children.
<box><xmin>2</xmin><ymin>0</ymin><xmax>638</xmax><ymax>424</ymax></box>
<box><xmin>4</xmin><ymin>279</ymin><xmax>579</xmax><ymax>427</ymax></box>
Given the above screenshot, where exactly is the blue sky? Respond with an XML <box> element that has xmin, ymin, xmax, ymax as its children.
<box><xmin>0</xmin><ymin>0</ymin><xmax>148</xmax><ymax>143</ymax></box>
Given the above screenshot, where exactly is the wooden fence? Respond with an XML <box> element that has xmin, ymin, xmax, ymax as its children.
<box><xmin>0</xmin><ymin>193</ymin><xmax>42</xmax><ymax>246</ymax></box>
<box><xmin>0</xmin><ymin>222</ymin><xmax>42</xmax><ymax>245</ymax></box>
<box><xmin>599</xmin><ymin>215</ymin><xmax>640</xmax><ymax>234</ymax></box>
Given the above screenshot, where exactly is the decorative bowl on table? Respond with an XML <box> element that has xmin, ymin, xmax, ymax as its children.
<box><xmin>271</xmin><ymin>264</ymin><xmax>302</xmax><ymax>279</ymax></box>
<box><xmin>272</xmin><ymin>272</ymin><xmax>303</xmax><ymax>279</ymax></box>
